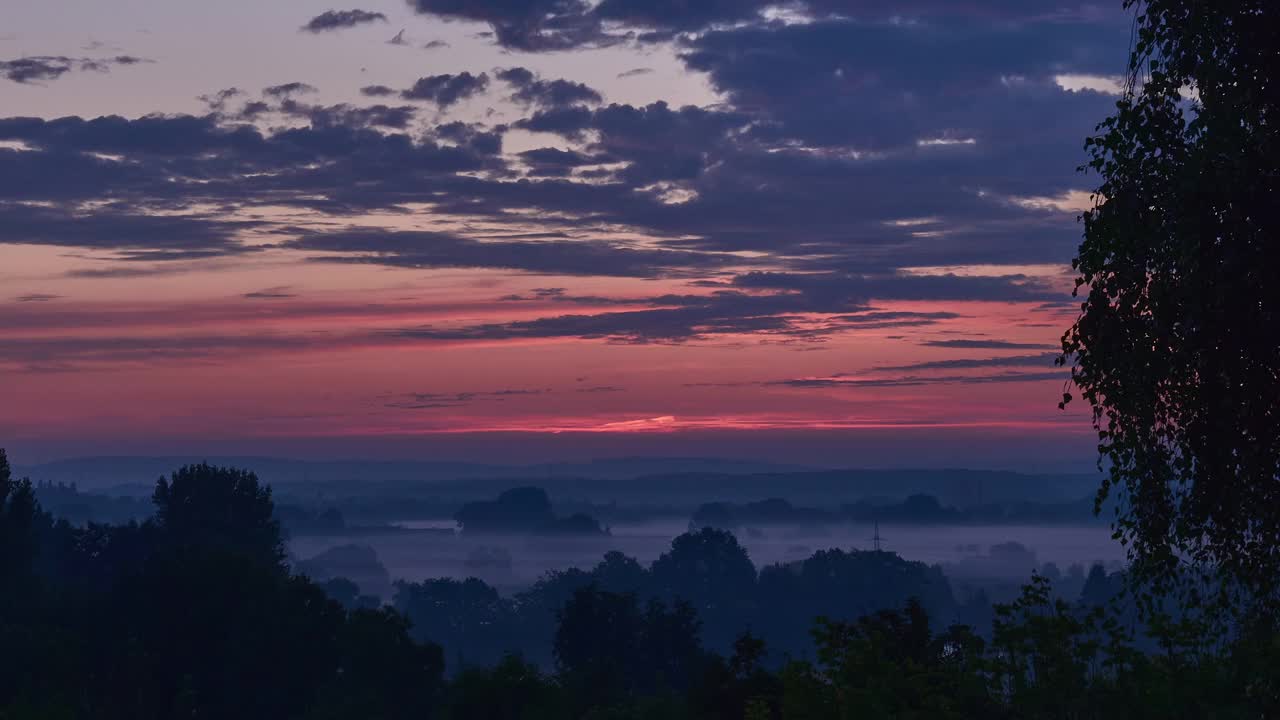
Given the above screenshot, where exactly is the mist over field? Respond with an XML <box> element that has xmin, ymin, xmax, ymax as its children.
<box><xmin>22</xmin><ymin>454</ymin><xmax>1122</xmax><ymax>601</ymax></box>
<box><xmin>290</xmin><ymin>520</ymin><xmax>1123</xmax><ymax>593</ymax></box>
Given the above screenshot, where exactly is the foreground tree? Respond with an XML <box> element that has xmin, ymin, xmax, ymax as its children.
<box><xmin>650</xmin><ymin>528</ymin><xmax>757</xmax><ymax>652</ymax></box>
<box><xmin>153</xmin><ymin>462</ymin><xmax>286</xmax><ymax>571</ymax></box>
<box><xmin>780</xmin><ymin>598</ymin><xmax>992</xmax><ymax>719</ymax></box>
<box><xmin>554</xmin><ymin>586</ymin><xmax>705</xmax><ymax>711</ymax></box>
<box><xmin>1063</xmin><ymin>0</ymin><xmax>1280</xmax><ymax>609</ymax></box>
<box><xmin>0</xmin><ymin>449</ymin><xmax>42</xmax><ymax>592</ymax></box>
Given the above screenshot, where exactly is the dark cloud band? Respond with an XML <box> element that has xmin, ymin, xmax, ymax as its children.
<box><xmin>301</xmin><ymin>9</ymin><xmax>388</xmax><ymax>33</ymax></box>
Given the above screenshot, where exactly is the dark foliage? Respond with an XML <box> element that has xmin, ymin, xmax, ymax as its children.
<box><xmin>388</xmin><ymin>526</ymin><xmax>956</xmax><ymax>667</ymax></box>
<box><xmin>1063</xmin><ymin>0</ymin><xmax>1280</xmax><ymax>610</ymax></box>
<box><xmin>454</xmin><ymin>486</ymin><xmax>608</xmax><ymax>536</ymax></box>
<box><xmin>554</xmin><ymin>587</ymin><xmax>703</xmax><ymax>709</ymax></box>
<box><xmin>3</xmin><ymin>449</ymin><xmax>1280</xmax><ymax>717</ymax></box>
<box><xmin>0</xmin><ymin>451</ymin><xmax>445</xmax><ymax>719</ymax></box>
<box><xmin>153</xmin><ymin>463</ymin><xmax>285</xmax><ymax>570</ymax></box>
<box><xmin>689</xmin><ymin>493</ymin><xmax>1108</xmax><ymax>532</ymax></box>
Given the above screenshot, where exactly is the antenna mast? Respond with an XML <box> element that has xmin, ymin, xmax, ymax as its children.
<box><xmin>871</xmin><ymin>520</ymin><xmax>887</xmax><ymax>552</ymax></box>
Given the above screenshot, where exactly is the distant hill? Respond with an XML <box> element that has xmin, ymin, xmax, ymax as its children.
<box><xmin>11</xmin><ymin>456</ymin><xmax>815</xmax><ymax>494</ymax></box>
<box><xmin>524</xmin><ymin>456</ymin><xmax>816</xmax><ymax>479</ymax></box>
<box><xmin>12</xmin><ymin>456</ymin><xmax>511</xmax><ymax>494</ymax></box>
<box><xmin>441</xmin><ymin>469</ymin><xmax>1097</xmax><ymax>508</ymax></box>
<box><xmin>13</xmin><ymin>455</ymin><xmax>1097</xmax><ymax>508</ymax></box>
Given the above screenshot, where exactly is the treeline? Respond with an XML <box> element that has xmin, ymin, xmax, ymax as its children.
<box><xmin>689</xmin><ymin>494</ymin><xmax>1104</xmax><ymax>532</ymax></box>
<box><xmin>29</xmin><ymin>479</ymin><xmax>149</xmax><ymax>526</ymax></box>
<box><xmin>392</xmin><ymin>529</ymin><xmax>957</xmax><ymax>667</ymax></box>
<box><xmin>454</xmin><ymin>487</ymin><xmax>608</xmax><ymax>536</ymax></box>
<box><xmin>3</xmin><ymin>452</ymin><xmax>1277</xmax><ymax>718</ymax></box>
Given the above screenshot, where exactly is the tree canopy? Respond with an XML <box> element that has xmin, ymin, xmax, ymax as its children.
<box><xmin>1063</xmin><ymin>0</ymin><xmax>1280</xmax><ymax>609</ymax></box>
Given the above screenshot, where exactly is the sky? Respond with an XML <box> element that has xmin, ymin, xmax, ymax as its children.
<box><xmin>0</xmin><ymin>0</ymin><xmax>1133</xmax><ymax>469</ymax></box>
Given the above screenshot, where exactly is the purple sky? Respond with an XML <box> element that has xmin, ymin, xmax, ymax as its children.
<box><xmin>0</xmin><ymin>1</ymin><xmax>1132</xmax><ymax>469</ymax></box>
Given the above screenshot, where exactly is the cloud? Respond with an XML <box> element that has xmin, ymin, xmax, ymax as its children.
<box><xmin>263</xmin><ymin>81</ymin><xmax>317</xmax><ymax>98</ymax></box>
<box><xmin>14</xmin><ymin>293</ymin><xmax>60</xmax><ymax>302</ymax></box>
<box><xmin>513</xmin><ymin>106</ymin><xmax>595</xmax><ymax>137</ymax></box>
<box><xmin>0</xmin><ymin>99</ymin><xmax>1080</xmax><ymax>297</ymax></box>
<box><xmin>0</xmin><ymin>296</ymin><xmax>513</xmax><ymax>334</ymax></box>
<box><xmin>82</xmin><ymin>40</ymin><xmax>121</xmax><ymax>52</ymax></box>
<box><xmin>1</xmin><ymin>55</ymin><xmax>150</xmax><ymax>84</ymax></box>
<box><xmin>63</xmin><ymin>265</ymin><xmax>197</xmax><ymax>279</ymax></box>
<box><xmin>0</xmin><ymin>0</ymin><xmax>1145</xmax><ymax>407</ymax></box>
<box><xmin>237</xmin><ymin>100</ymin><xmax>271</xmax><ymax>118</ymax></box>
<box><xmin>0</xmin><ymin>203</ymin><xmax>259</xmax><ymax>258</ymax></box>
<box><xmin>282</xmin><ymin>227</ymin><xmax>734</xmax><ymax>278</ymax></box>
<box><xmin>499</xmin><ymin>287</ymin><xmax>626</xmax><ymax>303</ymax></box>
<box><xmin>497</xmin><ymin>67</ymin><xmax>603</xmax><ymax>108</ymax></box>
<box><xmin>0</xmin><ymin>113</ymin><xmax>265</xmax><ymax>160</ymax></box>
<box><xmin>874</xmin><ymin>352</ymin><xmax>1060</xmax><ymax>371</ymax></box>
<box><xmin>593</xmin><ymin>0</ymin><xmax>764</xmax><ymax>32</ymax></box>
<box><xmin>0</xmin><ymin>105</ymin><xmax>1083</xmax><ymax>340</ymax></box>
<box><xmin>393</xmin><ymin>279</ymin><xmax>1022</xmax><ymax>344</ymax></box>
<box><xmin>369</xmin><ymin>30</ymin><xmax>449</xmax><ymax>49</ymax></box>
<box><xmin>198</xmin><ymin>87</ymin><xmax>243</xmax><ymax>113</ymax></box>
<box><xmin>599</xmin><ymin>415</ymin><xmax>676</xmax><ymax>431</ymax></box>
<box><xmin>0</xmin><ymin>297</ymin><xmax>585</xmax><ymax>370</ymax></box>
<box><xmin>398</xmin><ymin>306</ymin><xmax>789</xmax><ymax>344</ymax></box>
<box><xmin>384</xmin><ymin>388</ymin><xmax>548</xmax><ymax>409</ymax></box>
<box><xmin>405</xmin><ymin>0</ymin><xmax>1120</xmax><ymax>52</ymax></box>
<box><xmin>301</xmin><ymin>9</ymin><xmax>388</xmax><ymax>33</ymax></box>
<box><xmin>732</xmin><ymin>272</ymin><xmax>1058</xmax><ymax>303</ymax></box>
<box><xmin>395</xmin><ymin>286</ymin><xmax>910</xmax><ymax>344</ymax></box>
<box><xmin>276</xmin><ymin>100</ymin><xmax>419</xmax><ymax>129</ymax></box>
<box><xmin>682</xmin><ymin>15</ymin><xmax>1124</xmax><ymax>153</ymax></box>
<box><xmin>0</xmin><ymin>333</ymin><xmax>347</xmax><ymax>369</ymax></box>
<box><xmin>832</xmin><ymin>310</ymin><xmax>962</xmax><ymax>329</ymax></box>
<box><xmin>405</xmin><ymin>0</ymin><xmax>622</xmax><ymax>52</ymax></box>
<box><xmin>0</xmin><ymin>1</ymin><xmax>1127</xmax><ymax>309</ymax></box>
<box><xmin>433</xmin><ymin>121</ymin><xmax>504</xmax><ymax>155</ymax></box>
<box><xmin>0</xmin><ymin>112</ymin><xmax>503</xmax><ymax>211</ymax></box>
<box><xmin>921</xmin><ymin>339</ymin><xmax>1057</xmax><ymax>350</ymax></box>
<box><xmin>400</xmin><ymin>72</ymin><xmax>489</xmax><ymax>106</ymax></box>
<box><xmin>537</xmin><ymin>100</ymin><xmax>750</xmax><ymax>186</ymax></box>
<box><xmin>242</xmin><ymin>287</ymin><xmax>296</xmax><ymax>299</ymax></box>
<box><xmin>517</xmin><ymin>146</ymin><xmax>612</xmax><ymax>176</ymax></box>
<box><xmin>771</xmin><ymin>370</ymin><xmax>1069</xmax><ymax>389</ymax></box>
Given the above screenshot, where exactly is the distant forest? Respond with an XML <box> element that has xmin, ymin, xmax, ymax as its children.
<box><xmin>26</xmin><ymin>469</ymin><xmax>1111</xmax><ymax>667</ymax></box>
<box><xmin>28</xmin><ymin>469</ymin><xmax>1106</xmax><ymax>533</ymax></box>
<box><xmin>4</xmin><ymin>453</ymin><xmax>1273</xmax><ymax>719</ymax></box>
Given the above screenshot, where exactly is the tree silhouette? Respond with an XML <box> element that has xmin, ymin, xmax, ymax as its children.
<box><xmin>0</xmin><ymin>449</ymin><xmax>42</xmax><ymax>593</ymax></box>
<box><xmin>454</xmin><ymin>486</ymin><xmax>555</xmax><ymax>534</ymax></box>
<box><xmin>786</xmin><ymin>598</ymin><xmax>993</xmax><ymax>719</ymax></box>
<box><xmin>554</xmin><ymin>586</ymin><xmax>648</xmax><ymax>706</ymax></box>
<box><xmin>152</xmin><ymin>462</ymin><xmax>286</xmax><ymax>571</ymax></box>
<box><xmin>394</xmin><ymin>577</ymin><xmax>518</xmax><ymax>669</ymax></box>
<box><xmin>554</xmin><ymin>585</ymin><xmax>705</xmax><ymax>710</ymax></box>
<box><xmin>446</xmin><ymin>654</ymin><xmax>567</xmax><ymax>720</ymax></box>
<box><xmin>310</xmin><ymin>607</ymin><xmax>446</xmax><ymax>720</ymax></box>
<box><xmin>756</xmin><ymin>547</ymin><xmax>956</xmax><ymax>659</ymax></box>
<box><xmin>650</xmin><ymin>528</ymin><xmax>757</xmax><ymax>652</ymax></box>
<box><xmin>592</xmin><ymin>549</ymin><xmax>649</xmax><ymax>595</ymax></box>
<box><xmin>1063</xmin><ymin>0</ymin><xmax>1280</xmax><ymax>611</ymax></box>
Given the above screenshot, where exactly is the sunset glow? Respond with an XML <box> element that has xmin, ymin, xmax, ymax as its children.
<box><xmin>0</xmin><ymin>0</ymin><xmax>1131</xmax><ymax>468</ymax></box>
